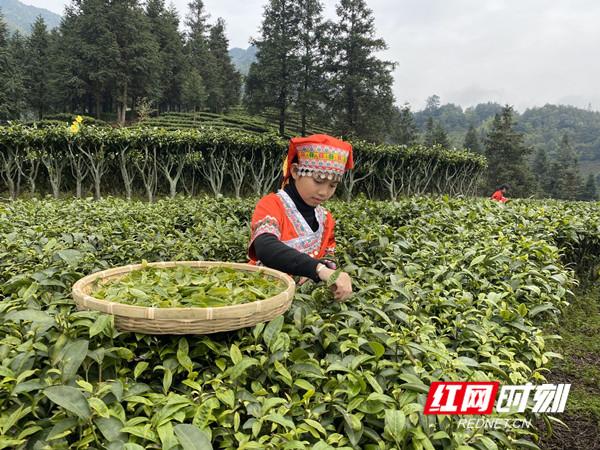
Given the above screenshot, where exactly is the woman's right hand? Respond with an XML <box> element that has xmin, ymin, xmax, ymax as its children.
<box><xmin>317</xmin><ymin>264</ymin><xmax>353</xmax><ymax>302</ymax></box>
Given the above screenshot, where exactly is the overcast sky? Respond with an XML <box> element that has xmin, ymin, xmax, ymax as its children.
<box><xmin>23</xmin><ymin>0</ymin><xmax>600</xmax><ymax>112</ymax></box>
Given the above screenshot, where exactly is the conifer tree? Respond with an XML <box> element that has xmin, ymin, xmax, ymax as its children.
<box><xmin>146</xmin><ymin>0</ymin><xmax>186</xmax><ymax>112</ymax></box>
<box><xmin>24</xmin><ymin>16</ymin><xmax>51</xmax><ymax>119</ymax></box>
<box><xmin>531</xmin><ymin>147</ymin><xmax>551</xmax><ymax>196</ymax></box>
<box><xmin>424</xmin><ymin>116</ymin><xmax>435</xmax><ymax>147</ymax></box>
<box><xmin>484</xmin><ymin>105</ymin><xmax>535</xmax><ymax>196</ymax></box>
<box><xmin>550</xmin><ymin>134</ymin><xmax>582</xmax><ymax>200</ymax></box>
<box><xmin>463</xmin><ymin>124</ymin><xmax>481</xmax><ymax>153</ymax></box>
<box><xmin>389</xmin><ymin>104</ymin><xmax>418</xmax><ymax>146</ymax></box>
<box><xmin>5</xmin><ymin>31</ymin><xmax>27</xmax><ymax>118</ymax></box>
<box><xmin>0</xmin><ymin>11</ymin><xmax>12</xmax><ymax>119</ymax></box>
<box><xmin>185</xmin><ymin>0</ymin><xmax>216</xmax><ymax>112</ymax></box>
<box><xmin>245</xmin><ymin>0</ymin><xmax>301</xmax><ymax>135</ymax></box>
<box><xmin>580</xmin><ymin>173</ymin><xmax>597</xmax><ymax>201</ymax></box>
<box><xmin>326</xmin><ymin>0</ymin><xmax>394</xmax><ymax>140</ymax></box>
<box><xmin>296</xmin><ymin>0</ymin><xmax>327</xmax><ymax>135</ymax></box>
<box><xmin>0</xmin><ymin>9</ymin><xmax>7</xmax><ymax>48</ymax></box>
<box><xmin>109</xmin><ymin>0</ymin><xmax>160</xmax><ymax>123</ymax></box>
<box><xmin>433</xmin><ymin>122</ymin><xmax>450</xmax><ymax>148</ymax></box>
<box><xmin>58</xmin><ymin>0</ymin><xmax>120</xmax><ymax>117</ymax></box>
<box><xmin>207</xmin><ymin>18</ymin><xmax>241</xmax><ymax>113</ymax></box>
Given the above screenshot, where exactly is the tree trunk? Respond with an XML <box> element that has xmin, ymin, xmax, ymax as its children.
<box><xmin>120</xmin><ymin>81</ymin><xmax>128</xmax><ymax>125</ymax></box>
<box><xmin>118</xmin><ymin>149</ymin><xmax>133</xmax><ymax>201</ymax></box>
<box><xmin>16</xmin><ymin>168</ymin><xmax>21</xmax><ymax>197</ymax></box>
<box><xmin>94</xmin><ymin>173</ymin><xmax>101</xmax><ymax>200</ymax></box>
<box><xmin>76</xmin><ymin>179</ymin><xmax>83</xmax><ymax>198</ymax></box>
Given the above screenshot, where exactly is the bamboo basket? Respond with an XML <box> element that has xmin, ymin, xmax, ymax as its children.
<box><xmin>71</xmin><ymin>261</ymin><xmax>295</xmax><ymax>335</ymax></box>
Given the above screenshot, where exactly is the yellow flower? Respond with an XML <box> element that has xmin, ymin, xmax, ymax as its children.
<box><xmin>70</xmin><ymin>123</ymin><xmax>80</xmax><ymax>134</ymax></box>
<box><xmin>76</xmin><ymin>115</ymin><xmax>83</xmax><ymax>123</ymax></box>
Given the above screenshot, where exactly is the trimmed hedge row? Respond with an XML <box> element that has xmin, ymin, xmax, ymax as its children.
<box><xmin>0</xmin><ymin>125</ymin><xmax>486</xmax><ymax>201</ymax></box>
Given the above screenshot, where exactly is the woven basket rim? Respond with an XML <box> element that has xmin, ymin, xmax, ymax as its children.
<box><xmin>71</xmin><ymin>261</ymin><xmax>296</xmax><ymax>320</ymax></box>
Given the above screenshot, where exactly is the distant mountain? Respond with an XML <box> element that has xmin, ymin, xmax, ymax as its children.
<box><xmin>228</xmin><ymin>45</ymin><xmax>257</xmax><ymax>76</ymax></box>
<box><xmin>417</xmin><ymin>101</ymin><xmax>600</xmax><ymax>176</ymax></box>
<box><xmin>0</xmin><ymin>0</ymin><xmax>61</xmax><ymax>35</ymax></box>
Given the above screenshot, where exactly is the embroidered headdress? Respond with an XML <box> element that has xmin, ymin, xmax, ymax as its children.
<box><xmin>282</xmin><ymin>134</ymin><xmax>354</xmax><ymax>183</ymax></box>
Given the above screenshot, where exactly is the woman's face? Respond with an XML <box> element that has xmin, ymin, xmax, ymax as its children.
<box><xmin>291</xmin><ymin>165</ymin><xmax>339</xmax><ymax>207</ymax></box>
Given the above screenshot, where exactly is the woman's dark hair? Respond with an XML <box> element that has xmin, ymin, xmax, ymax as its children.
<box><xmin>276</xmin><ymin>155</ymin><xmax>299</xmax><ymax>191</ymax></box>
<box><xmin>498</xmin><ymin>184</ymin><xmax>509</xmax><ymax>191</ymax></box>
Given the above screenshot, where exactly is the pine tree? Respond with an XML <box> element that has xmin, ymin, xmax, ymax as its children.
<box><xmin>207</xmin><ymin>18</ymin><xmax>241</xmax><ymax>113</ymax></box>
<box><xmin>58</xmin><ymin>0</ymin><xmax>120</xmax><ymax>117</ymax></box>
<box><xmin>185</xmin><ymin>0</ymin><xmax>216</xmax><ymax>113</ymax></box>
<box><xmin>146</xmin><ymin>0</ymin><xmax>186</xmax><ymax>112</ymax></box>
<box><xmin>181</xmin><ymin>68</ymin><xmax>207</xmax><ymax>112</ymax></box>
<box><xmin>109</xmin><ymin>0</ymin><xmax>160</xmax><ymax>124</ymax></box>
<box><xmin>24</xmin><ymin>16</ymin><xmax>51</xmax><ymax>119</ymax></box>
<box><xmin>531</xmin><ymin>147</ymin><xmax>550</xmax><ymax>196</ymax></box>
<box><xmin>551</xmin><ymin>134</ymin><xmax>582</xmax><ymax>200</ymax></box>
<box><xmin>244</xmin><ymin>0</ymin><xmax>301</xmax><ymax>135</ymax></box>
<box><xmin>484</xmin><ymin>105</ymin><xmax>535</xmax><ymax>197</ymax></box>
<box><xmin>463</xmin><ymin>124</ymin><xmax>481</xmax><ymax>153</ymax></box>
<box><xmin>424</xmin><ymin>117</ymin><xmax>449</xmax><ymax>148</ymax></box>
<box><xmin>0</xmin><ymin>9</ymin><xmax>7</xmax><ymax>48</ymax></box>
<box><xmin>0</xmin><ymin>10</ymin><xmax>11</xmax><ymax>119</ymax></box>
<box><xmin>326</xmin><ymin>0</ymin><xmax>395</xmax><ymax>141</ymax></box>
<box><xmin>424</xmin><ymin>117</ymin><xmax>435</xmax><ymax>147</ymax></box>
<box><xmin>433</xmin><ymin>122</ymin><xmax>450</xmax><ymax>148</ymax></box>
<box><xmin>4</xmin><ymin>31</ymin><xmax>27</xmax><ymax>118</ymax></box>
<box><xmin>389</xmin><ymin>104</ymin><xmax>418</xmax><ymax>146</ymax></box>
<box><xmin>296</xmin><ymin>0</ymin><xmax>327</xmax><ymax>135</ymax></box>
<box><xmin>580</xmin><ymin>173</ymin><xmax>597</xmax><ymax>201</ymax></box>
<box><xmin>45</xmin><ymin>28</ymin><xmax>69</xmax><ymax>114</ymax></box>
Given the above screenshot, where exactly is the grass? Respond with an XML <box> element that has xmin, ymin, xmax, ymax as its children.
<box><xmin>539</xmin><ymin>286</ymin><xmax>600</xmax><ymax>449</ymax></box>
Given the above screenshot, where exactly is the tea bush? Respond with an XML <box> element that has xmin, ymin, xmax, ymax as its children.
<box><xmin>0</xmin><ymin>196</ymin><xmax>598</xmax><ymax>449</ymax></box>
<box><xmin>0</xmin><ymin>126</ymin><xmax>485</xmax><ymax>201</ymax></box>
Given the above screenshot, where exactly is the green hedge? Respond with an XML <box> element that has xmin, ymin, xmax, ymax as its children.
<box><xmin>0</xmin><ymin>124</ymin><xmax>486</xmax><ymax>201</ymax></box>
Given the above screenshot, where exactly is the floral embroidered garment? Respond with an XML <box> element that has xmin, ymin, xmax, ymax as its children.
<box><xmin>248</xmin><ymin>189</ymin><xmax>336</xmax><ymax>264</ymax></box>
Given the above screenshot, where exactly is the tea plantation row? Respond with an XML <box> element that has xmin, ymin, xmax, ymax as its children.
<box><xmin>0</xmin><ymin>196</ymin><xmax>598</xmax><ymax>449</ymax></box>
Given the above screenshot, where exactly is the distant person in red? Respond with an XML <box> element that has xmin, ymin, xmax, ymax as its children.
<box><xmin>491</xmin><ymin>184</ymin><xmax>509</xmax><ymax>203</ymax></box>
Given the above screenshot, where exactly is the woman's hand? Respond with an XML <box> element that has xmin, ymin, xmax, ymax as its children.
<box><xmin>316</xmin><ymin>264</ymin><xmax>353</xmax><ymax>302</ymax></box>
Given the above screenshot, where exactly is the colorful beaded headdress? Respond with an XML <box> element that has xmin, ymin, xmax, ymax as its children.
<box><xmin>282</xmin><ymin>134</ymin><xmax>354</xmax><ymax>183</ymax></box>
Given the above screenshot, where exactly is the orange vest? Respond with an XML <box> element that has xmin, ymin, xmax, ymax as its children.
<box><xmin>248</xmin><ymin>190</ymin><xmax>336</xmax><ymax>264</ymax></box>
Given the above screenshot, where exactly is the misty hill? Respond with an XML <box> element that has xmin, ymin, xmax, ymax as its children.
<box><xmin>416</xmin><ymin>102</ymin><xmax>600</xmax><ymax>175</ymax></box>
<box><xmin>0</xmin><ymin>0</ymin><xmax>61</xmax><ymax>34</ymax></box>
<box><xmin>228</xmin><ymin>45</ymin><xmax>257</xmax><ymax>76</ymax></box>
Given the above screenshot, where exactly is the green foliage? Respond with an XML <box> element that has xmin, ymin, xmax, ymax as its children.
<box><xmin>245</xmin><ymin>0</ymin><xmax>302</xmax><ymax>135</ymax></box>
<box><xmin>207</xmin><ymin>18</ymin><xmax>241</xmax><ymax>113</ymax></box>
<box><xmin>146</xmin><ymin>0</ymin><xmax>187</xmax><ymax>113</ymax></box>
<box><xmin>0</xmin><ymin>194</ymin><xmax>598</xmax><ymax>448</ymax></box>
<box><xmin>389</xmin><ymin>105</ymin><xmax>418</xmax><ymax>146</ymax></box>
<box><xmin>463</xmin><ymin>124</ymin><xmax>481</xmax><ymax>154</ymax></box>
<box><xmin>484</xmin><ymin>105</ymin><xmax>535</xmax><ymax>197</ymax></box>
<box><xmin>23</xmin><ymin>16</ymin><xmax>50</xmax><ymax>120</ymax></box>
<box><xmin>414</xmin><ymin>100</ymin><xmax>600</xmax><ymax>201</ymax></box>
<box><xmin>424</xmin><ymin>117</ymin><xmax>450</xmax><ymax>149</ymax></box>
<box><xmin>326</xmin><ymin>0</ymin><xmax>395</xmax><ymax>141</ymax></box>
<box><xmin>547</xmin><ymin>134</ymin><xmax>582</xmax><ymax>200</ymax></box>
<box><xmin>580</xmin><ymin>173</ymin><xmax>597</xmax><ymax>201</ymax></box>
<box><xmin>0</xmin><ymin>124</ymin><xmax>486</xmax><ymax>200</ymax></box>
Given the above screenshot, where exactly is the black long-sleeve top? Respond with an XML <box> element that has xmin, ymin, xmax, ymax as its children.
<box><xmin>252</xmin><ymin>182</ymin><xmax>322</xmax><ymax>282</ymax></box>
